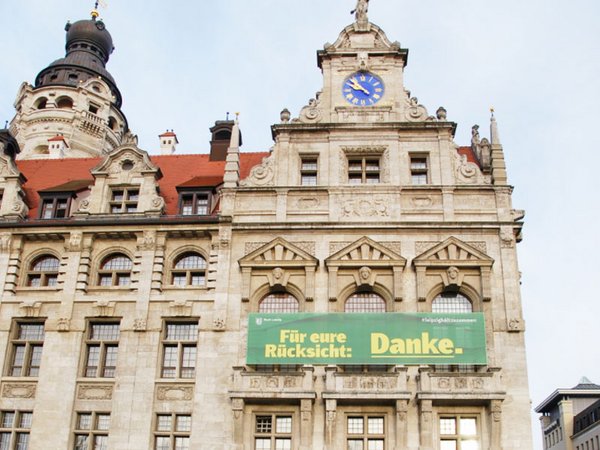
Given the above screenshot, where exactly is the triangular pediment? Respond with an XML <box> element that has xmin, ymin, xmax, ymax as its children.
<box><xmin>239</xmin><ymin>238</ymin><xmax>318</xmax><ymax>269</ymax></box>
<box><xmin>413</xmin><ymin>237</ymin><xmax>493</xmax><ymax>267</ymax></box>
<box><xmin>325</xmin><ymin>22</ymin><xmax>401</xmax><ymax>52</ymax></box>
<box><xmin>325</xmin><ymin>237</ymin><xmax>406</xmax><ymax>268</ymax></box>
<box><xmin>92</xmin><ymin>145</ymin><xmax>162</xmax><ymax>178</ymax></box>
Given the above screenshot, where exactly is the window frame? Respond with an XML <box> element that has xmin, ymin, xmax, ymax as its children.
<box><xmin>170</xmin><ymin>252</ymin><xmax>207</xmax><ymax>288</ymax></box>
<box><xmin>300</xmin><ymin>156</ymin><xmax>318</xmax><ymax>186</ymax></box>
<box><xmin>97</xmin><ymin>253</ymin><xmax>133</xmax><ymax>288</ymax></box>
<box><xmin>177</xmin><ymin>190</ymin><xmax>211</xmax><ymax>216</ymax></box>
<box><xmin>38</xmin><ymin>194</ymin><xmax>72</xmax><ymax>219</ymax></box>
<box><xmin>160</xmin><ymin>321</ymin><xmax>198</xmax><ymax>379</ymax></box>
<box><xmin>153</xmin><ymin>413</ymin><xmax>192</xmax><ymax>450</ymax></box>
<box><xmin>438</xmin><ymin>414</ymin><xmax>480</xmax><ymax>450</ymax></box>
<box><xmin>83</xmin><ymin>322</ymin><xmax>120</xmax><ymax>378</ymax></box>
<box><xmin>344</xmin><ymin>413</ymin><xmax>387</xmax><ymax>450</ymax></box>
<box><xmin>7</xmin><ymin>322</ymin><xmax>45</xmax><ymax>377</ymax></box>
<box><xmin>253</xmin><ymin>413</ymin><xmax>294</xmax><ymax>450</ymax></box>
<box><xmin>344</xmin><ymin>292</ymin><xmax>387</xmax><ymax>313</ymax></box>
<box><xmin>108</xmin><ymin>186</ymin><xmax>139</xmax><ymax>214</ymax></box>
<box><xmin>347</xmin><ymin>156</ymin><xmax>381</xmax><ymax>185</ymax></box>
<box><xmin>73</xmin><ymin>411</ymin><xmax>110</xmax><ymax>450</ymax></box>
<box><xmin>25</xmin><ymin>254</ymin><xmax>60</xmax><ymax>288</ymax></box>
<box><xmin>409</xmin><ymin>154</ymin><xmax>429</xmax><ymax>185</ymax></box>
<box><xmin>0</xmin><ymin>410</ymin><xmax>32</xmax><ymax>450</ymax></box>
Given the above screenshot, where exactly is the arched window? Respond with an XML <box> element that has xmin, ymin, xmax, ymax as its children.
<box><xmin>27</xmin><ymin>255</ymin><xmax>60</xmax><ymax>287</ymax></box>
<box><xmin>432</xmin><ymin>292</ymin><xmax>473</xmax><ymax>313</ymax></box>
<box><xmin>171</xmin><ymin>252</ymin><xmax>207</xmax><ymax>286</ymax></box>
<box><xmin>56</xmin><ymin>96</ymin><xmax>73</xmax><ymax>109</ymax></box>
<box><xmin>34</xmin><ymin>97</ymin><xmax>47</xmax><ymax>109</ymax></box>
<box><xmin>259</xmin><ymin>293</ymin><xmax>299</xmax><ymax>313</ymax></box>
<box><xmin>345</xmin><ymin>292</ymin><xmax>386</xmax><ymax>313</ymax></box>
<box><xmin>98</xmin><ymin>254</ymin><xmax>132</xmax><ymax>287</ymax></box>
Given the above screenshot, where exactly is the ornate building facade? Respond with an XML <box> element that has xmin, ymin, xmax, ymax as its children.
<box><xmin>0</xmin><ymin>5</ymin><xmax>532</xmax><ymax>450</ymax></box>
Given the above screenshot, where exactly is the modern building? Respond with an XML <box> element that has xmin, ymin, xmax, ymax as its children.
<box><xmin>536</xmin><ymin>378</ymin><xmax>600</xmax><ymax>450</ymax></box>
<box><xmin>0</xmin><ymin>4</ymin><xmax>533</xmax><ymax>449</ymax></box>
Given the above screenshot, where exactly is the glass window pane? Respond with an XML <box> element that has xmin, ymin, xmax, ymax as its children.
<box><xmin>348</xmin><ymin>440</ymin><xmax>364</xmax><ymax>450</ymax></box>
<box><xmin>91</xmin><ymin>324</ymin><xmax>120</xmax><ymax>340</ymax></box>
<box><xmin>440</xmin><ymin>418</ymin><xmax>456</xmax><ymax>435</ymax></box>
<box><xmin>460</xmin><ymin>418</ymin><xmax>477</xmax><ymax>436</ymax></box>
<box><xmin>102</xmin><ymin>255</ymin><xmax>132</xmax><ymax>270</ymax></box>
<box><xmin>15</xmin><ymin>433</ymin><xmax>28</xmax><ymax>450</ymax></box>
<box><xmin>96</xmin><ymin>414</ymin><xmax>110</xmax><ymax>431</ymax></box>
<box><xmin>28</xmin><ymin>346</ymin><xmax>43</xmax><ymax>376</ymax></box>
<box><xmin>19</xmin><ymin>413</ymin><xmax>32</xmax><ymax>429</ymax></box>
<box><xmin>367</xmin><ymin>417</ymin><xmax>384</xmax><ymax>434</ymax></box>
<box><xmin>190</xmin><ymin>273</ymin><xmax>205</xmax><ymax>286</ymax></box>
<box><xmin>1</xmin><ymin>412</ymin><xmax>15</xmax><ymax>428</ymax></box>
<box><xmin>32</xmin><ymin>256</ymin><xmax>60</xmax><ymax>271</ymax></box>
<box><xmin>94</xmin><ymin>435</ymin><xmax>108</xmax><ymax>450</ymax></box>
<box><xmin>461</xmin><ymin>440</ymin><xmax>479</xmax><ymax>450</ymax></box>
<box><xmin>99</xmin><ymin>275</ymin><xmax>112</xmax><ymax>286</ymax></box>
<box><xmin>166</xmin><ymin>324</ymin><xmax>197</xmax><ymax>341</ymax></box>
<box><xmin>0</xmin><ymin>434</ymin><xmax>10</xmax><ymax>450</ymax></box>
<box><xmin>259</xmin><ymin>294</ymin><xmax>299</xmax><ymax>313</ymax></box>
<box><xmin>176</xmin><ymin>415</ymin><xmax>192</xmax><ymax>432</ymax></box>
<box><xmin>275</xmin><ymin>439</ymin><xmax>291</xmax><ymax>450</ymax></box>
<box><xmin>367</xmin><ymin>440</ymin><xmax>384</xmax><ymax>450</ymax></box>
<box><xmin>345</xmin><ymin>293</ymin><xmax>386</xmax><ymax>313</ymax></box>
<box><xmin>440</xmin><ymin>441</ymin><xmax>457</xmax><ymax>450</ymax></box>
<box><xmin>347</xmin><ymin>417</ymin><xmax>364</xmax><ymax>434</ymax></box>
<box><xmin>255</xmin><ymin>438</ymin><xmax>271</xmax><ymax>450</ymax></box>
<box><xmin>155</xmin><ymin>436</ymin><xmax>170</xmax><ymax>450</ymax></box>
<box><xmin>117</xmin><ymin>275</ymin><xmax>131</xmax><ymax>286</ymax></box>
<box><xmin>432</xmin><ymin>293</ymin><xmax>472</xmax><ymax>313</ymax></box>
<box><xmin>86</xmin><ymin>345</ymin><xmax>100</xmax><ymax>377</ymax></box>
<box><xmin>275</xmin><ymin>416</ymin><xmax>292</xmax><ymax>433</ymax></box>
<box><xmin>156</xmin><ymin>415</ymin><xmax>172</xmax><ymax>432</ymax></box>
<box><xmin>78</xmin><ymin>413</ymin><xmax>92</xmax><ymax>430</ymax></box>
<box><xmin>256</xmin><ymin>416</ymin><xmax>272</xmax><ymax>433</ymax></box>
<box><xmin>103</xmin><ymin>346</ymin><xmax>118</xmax><ymax>377</ymax></box>
<box><xmin>175</xmin><ymin>254</ymin><xmax>206</xmax><ymax>270</ymax></box>
<box><xmin>175</xmin><ymin>436</ymin><xmax>189</xmax><ymax>450</ymax></box>
<box><xmin>172</xmin><ymin>274</ymin><xmax>187</xmax><ymax>286</ymax></box>
<box><xmin>19</xmin><ymin>324</ymin><xmax>44</xmax><ymax>340</ymax></box>
<box><xmin>74</xmin><ymin>435</ymin><xmax>88</xmax><ymax>450</ymax></box>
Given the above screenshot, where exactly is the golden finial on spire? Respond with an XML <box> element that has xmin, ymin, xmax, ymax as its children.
<box><xmin>490</xmin><ymin>106</ymin><xmax>495</xmax><ymax>117</ymax></box>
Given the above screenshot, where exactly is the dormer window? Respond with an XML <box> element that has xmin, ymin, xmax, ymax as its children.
<box><xmin>110</xmin><ymin>188</ymin><xmax>139</xmax><ymax>214</ymax></box>
<box><xmin>39</xmin><ymin>195</ymin><xmax>71</xmax><ymax>219</ymax></box>
<box><xmin>178</xmin><ymin>191</ymin><xmax>210</xmax><ymax>216</ymax></box>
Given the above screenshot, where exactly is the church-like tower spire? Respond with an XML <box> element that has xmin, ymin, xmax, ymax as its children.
<box><xmin>10</xmin><ymin>12</ymin><xmax>129</xmax><ymax>159</ymax></box>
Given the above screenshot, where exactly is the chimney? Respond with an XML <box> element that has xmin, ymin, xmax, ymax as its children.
<box><xmin>209</xmin><ymin>120</ymin><xmax>242</xmax><ymax>161</ymax></box>
<box><xmin>159</xmin><ymin>130</ymin><xmax>178</xmax><ymax>155</ymax></box>
<box><xmin>47</xmin><ymin>135</ymin><xmax>69</xmax><ymax>158</ymax></box>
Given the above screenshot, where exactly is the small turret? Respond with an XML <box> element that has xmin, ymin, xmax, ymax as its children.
<box><xmin>159</xmin><ymin>130</ymin><xmax>178</xmax><ymax>155</ymax></box>
<box><xmin>47</xmin><ymin>135</ymin><xmax>69</xmax><ymax>158</ymax></box>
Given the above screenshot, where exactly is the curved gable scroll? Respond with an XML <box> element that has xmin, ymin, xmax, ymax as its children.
<box><xmin>325</xmin><ymin>237</ymin><xmax>406</xmax><ymax>302</ymax></box>
<box><xmin>413</xmin><ymin>237</ymin><xmax>494</xmax><ymax>302</ymax></box>
<box><xmin>75</xmin><ymin>145</ymin><xmax>165</xmax><ymax>217</ymax></box>
<box><xmin>238</xmin><ymin>238</ymin><xmax>318</xmax><ymax>302</ymax></box>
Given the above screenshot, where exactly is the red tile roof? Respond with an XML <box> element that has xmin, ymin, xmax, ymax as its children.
<box><xmin>16</xmin><ymin>152</ymin><xmax>268</xmax><ymax>218</ymax></box>
<box><xmin>457</xmin><ymin>146</ymin><xmax>480</xmax><ymax>167</ymax></box>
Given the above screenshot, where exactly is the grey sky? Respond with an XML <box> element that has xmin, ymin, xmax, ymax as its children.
<box><xmin>1</xmin><ymin>1</ymin><xmax>599</xmax><ymax>448</ymax></box>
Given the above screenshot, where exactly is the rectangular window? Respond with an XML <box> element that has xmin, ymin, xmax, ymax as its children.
<box><xmin>109</xmin><ymin>188</ymin><xmax>139</xmax><ymax>214</ymax></box>
<box><xmin>8</xmin><ymin>323</ymin><xmax>45</xmax><ymax>377</ymax></box>
<box><xmin>410</xmin><ymin>156</ymin><xmax>429</xmax><ymax>185</ymax></box>
<box><xmin>178</xmin><ymin>192</ymin><xmax>209</xmax><ymax>215</ymax></box>
<box><xmin>439</xmin><ymin>416</ymin><xmax>479</xmax><ymax>450</ymax></box>
<box><xmin>348</xmin><ymin>157</ymin><xmax>380</xmax><ymax>184</ymax></box>
<box><xmin>300</xmin><ymin>158</ymin><xmax>318</xmax><ymax>186</ymax></box>
<box><xmin>161</xmin><ymin>322</ymin><xmax>198</xmax><ymax>379</ymax></box>
<box><xmin>0</xmin><ymin>411</ymin><xmax>32</xmax><ymax>450</ymax></box>
<box><xmin>154</xmin><ymin>414</ymin><xmax>191</xmax><ymax>450</ymax></box>
<box><xmin>84</xmin><ymin>323</ymin><xmax>120</xmax><ymax>378</ymax></box>
<box><xmin>254</xmin><ymin>414</ymin><xmax>292</xmax><ymax>450</ymax></box>
<box><xmin>74</xmin><ymin>412</ymin><xmax>110</xmax><ymax>450</ymax></box>
<box><xmin>347</xmin><ymin>415</ymin><xmax>385</xmax><ymax>450</ymax></box>
<box><xmin>39</xmin><ymin>195</ymin><xmax>71</xmax><ymax>219</ymax></box>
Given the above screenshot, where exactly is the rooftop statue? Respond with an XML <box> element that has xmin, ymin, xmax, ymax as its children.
<box><xmin>351</xmin><ymin>0</ymin><xmax>369</xmax><ymax>25</ymax></box>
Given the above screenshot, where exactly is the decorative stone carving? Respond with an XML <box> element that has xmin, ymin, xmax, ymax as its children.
<box><xmin>213</xmin><ymin>317</ymin><xmax>226</xmax><ymax>331</ymax></box>
<box><xmin>77</xmin><ymin>199</ymin><xmax>90</xmax><ymax>212</ymax></box>
<box><xmin>455</xmin><ymin>378</ymin><xmax>468</xmax><ymax>389</ymax></box>
<box><xmin>122</xmin><ymin>130</ymin><xmax>138</xmax><ymax>146</ymax></box>
<box><xmin>359</xmin><ymin>266</ymin><xmax>372</xmax><ymax>283</ymax></box>
<box><xmin>0</xmin><ymin>233</ymin><xmax>11</xmax><ymax>252</ymax></box>
<box><xmin>77</xmin><ymin>384</ymin><xmax>113</xmax><ymax>400</ymax></box>
<box><xmin>437</xmin><ymin>378</ymin><xmax>450</xmax><ymax>389</ymax></box>
<box><xmin>292</xmin><ymin>242</ymin><xmax>316</xmax><ymax>256</ymax></box>
<box><xmin>65</xmin><ymin>232</ymin><xmax>82</xmax><ymax>252</ymax></box>
<box><xmin>492</xmin><ymin>400</ymin><xmax>502</xmax><ymax>422</ymax></box>
<box><xmin>245</xmin><ymin>242</ymin><xmax>267</xmax><ymax>255</ymax></box>
<box><xmin>133</xmin><ymin>318</ymin><xmax>147</xmax><ymax>332</ymax></box>
<box><xmin>295</xmin><ymin>92</ymin><xmax>323</xmax><ymax>123</ymax></box>
<box><xmin>411</xmin><ymin>196</ymin><xmax>433</xmax><ymax>208</ymax></box>
<box><xmin>500</xmin><ymin>227</ymin><xmax>515</xmax><ymax>248</ymax></box>
<box><xmin>169</xmin><ymin>299</ymin><xmax>192</xmax><ymax>317</ymax></box>
<box><xmin>296</xmin><ymin>197</ymin><xmax>320</xmax><ymax>210</ymax></box>
<box><xmin>404</xmin><ymin>97</ymin><xmax>429</xmax><ymax>122</ymax></box>
<box><xmin>342</xmin><ymin>197</ymin><xmax>389</xmax><ymax>217</ymax></box>
<box><xmin>240</xmin><ymin>154</ymin><xmax>274</xmax><ymax>187</ymax></box>
<box><xmin>137</xmin><ymin>230</ymin><xmax>156</xmax><ymax>251</ymax></box>
<box><xmin>455</xmin><ymin>152</ymin><xmax>485</xmax><ymax>184</ymax></box>
<box><xmin>156</xmin><ymin>385</ymin><xmax>194</xmax><ymax>401</ymax></box>
<box><xmin>11</xmin><ymin>197</ymin><xmax>28</xmax><ymax>217</ymax></box>
<box><xmin>57</xmin><ymin>318</ymin><xmax>70</xmax><ymax>332</ymax></box>
<box><xmin>280</xmin><ymin>108</ymin><xmax>291</xmax><ymax>123</ymax></box>
<box><xmin>436</xmin><ymin>106</ymin><xmax>447</xmax><ymax>120</ymax></box>
<box><xmin>19</xmin><ymin>300</ymin><xmax>41</xmax><ymax>318</ymax></box>
<box><xmin>351</xmin><ymin>0</ymin><xmax>369</xmax><ymax>26</ymax></box>
<box><xmin>472</xmin><ymin>378</ymin><xmax>484</xmax><ymax>390</ymax></box>
<box><xmin>2</xmin><ymin>383</ymin><xmax>36</xmax><ymax>399</ymax></box>
<box><xmin>415</xmin><ymin>241</ymin><xmax>438</xmax><ymax>254</ymax></box>
<box><xmin>94</xmin><ymin>299</ymin><xmax>115</xmax><ymax>317</ymax></box>
<box><xmin>508</xmin><ymin>318</ymin><xmax>524</xmax><ymax>332</ymax></box>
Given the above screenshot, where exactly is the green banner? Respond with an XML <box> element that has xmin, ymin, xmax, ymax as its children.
<box><xmin>247</xmin><ymin>313</ymin><xmax>487</xmax><ymax>365</ymax></box>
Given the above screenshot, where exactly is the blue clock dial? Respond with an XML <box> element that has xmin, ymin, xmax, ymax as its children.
<box><xmin>343</xmin><ymin>72</ymin><xmax>385</xmax><ymax>106</ymax></box>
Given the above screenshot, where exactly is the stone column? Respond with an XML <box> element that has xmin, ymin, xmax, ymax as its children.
<box><xmin>419</xmin><ymin>399</ymin><xmax>433</xmax><ymax>450</ymax></box>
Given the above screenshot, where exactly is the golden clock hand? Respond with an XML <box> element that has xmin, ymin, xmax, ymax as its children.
<box><xmin>349</xmin><ymin>78</ymin><xmax>370</xmax><ymax>95</ymax></box>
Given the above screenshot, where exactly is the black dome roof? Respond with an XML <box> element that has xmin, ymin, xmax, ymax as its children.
<box><xmin>65</xmin><ymin>19</ymin><xmax>114</xmax><ymax>63</ymax></box>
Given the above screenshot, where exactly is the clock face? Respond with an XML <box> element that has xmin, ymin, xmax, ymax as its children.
<box><xmin>342</xmin><ymin>72</ymin><xmax>385</xmax><ymax>106</ymax></box>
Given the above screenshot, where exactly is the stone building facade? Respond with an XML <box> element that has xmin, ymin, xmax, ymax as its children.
<box><xmin>0</xmin><ymin>6</ymin><xmax>532</xmax><ymax>450</ymax></box>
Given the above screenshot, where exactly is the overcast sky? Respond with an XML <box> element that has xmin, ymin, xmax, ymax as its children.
<box><xmin>1</xmin><ymin>1</ymin><xmax>599</xmax><ymax>448</ymax></box>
